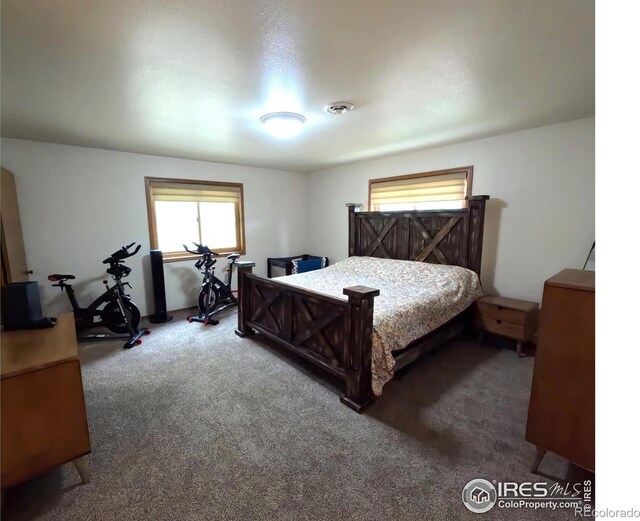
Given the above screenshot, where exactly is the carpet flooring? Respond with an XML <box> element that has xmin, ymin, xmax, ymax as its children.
<box><xmin>3</xmin><ymin>309</ymin><xmax>591</xmax><ymax>520</ymax></box>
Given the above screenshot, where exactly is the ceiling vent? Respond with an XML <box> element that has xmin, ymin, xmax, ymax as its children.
<box><xmin>324</xmin><ymin>101</ymin><xmax>354</xmax><ymax>115</ymax></box>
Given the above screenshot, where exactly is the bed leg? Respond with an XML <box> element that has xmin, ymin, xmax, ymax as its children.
<box><xmin>235</xmin><ymin>261</ymin><xmax>256</xmax><ymax>337</ymax></box>
<box><xmin>341</xmin><ymin>286</ymin><xmax>380</xmax><ymax>413</ymax></box>
<box><xmin>340</xmin><ymin>393</ymin><xmax>374</xmax><ymax>413</ymax></box>
<box><xmin>235</xmin><ymin>327</ymin><xmax>255</xmax><ymax>338</ymax></box>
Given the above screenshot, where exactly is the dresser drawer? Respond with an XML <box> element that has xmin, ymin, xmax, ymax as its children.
<box><xmin>476</xmin><ymin>301</ymin><xmax>527</xmax><ymax>325</ymax></box>
<box><xmin>1</xmin><ymin>359</ymin><xmax>91</xmax><ymax>487</ymax></box>
<box><xmin>475</xmin><ymin>315</ymin><xmax>526</xmax><ymax>340</ymax></box>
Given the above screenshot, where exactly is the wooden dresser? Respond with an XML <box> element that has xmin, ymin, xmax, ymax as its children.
<box><xmin>526</xmin><ymin>269</ymin><xmax>595</xmax><ymax>473</ymax></box>
<box><xmin>1</xmin><ymin>313</ymin><xmax>91</xmax><ymax>487</ymax></box>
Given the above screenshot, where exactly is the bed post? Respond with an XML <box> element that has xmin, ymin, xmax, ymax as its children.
<box><xmin>466</xmin><ymin>195</ymin><xmax>490</xmax><ymax>276</ymax></box>
<box><xmin>341</xmin><ymin>285</ymin><xmax>379</xmax><ymax>412</ymax></box>
<box><xmin>234</xmin><ymin>261</ymin><xmax>256</xmax><ymax>337</ymax></box>
<box><xmin>346</xmin><ymin>203</ymin><xmax>361</xmax><ymax>257</ymax></box>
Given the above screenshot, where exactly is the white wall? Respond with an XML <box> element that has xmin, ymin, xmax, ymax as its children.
<box><xmin>304</xmin><ymin>117</ymin><xmax>595</xmax><ymax>303</ymax></box>
<box><xmin>0</xmin><ymin>139</ymin><xmax>307</xmax><ymax>316</ymax></box>
<box><xmin>1</xmin><ymin>117</ymin><xmax>595</xmax><ymax>314</ymax></box>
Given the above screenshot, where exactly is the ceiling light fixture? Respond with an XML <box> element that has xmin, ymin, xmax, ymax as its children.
<box><xmin>324</xmin><ymin>101</ymin><xmax>354</xmax><ymax>115</ymax></box>
<box><xmin>260</xmin><ymin>112</ymin><xmax>306</xmax><ymax>138</ymax></box>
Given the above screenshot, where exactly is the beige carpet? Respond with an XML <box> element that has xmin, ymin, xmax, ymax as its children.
<box><xmin>3</xmin><ymin>309</ymin><xmax>591</xmax><ymax>520</ymax></box>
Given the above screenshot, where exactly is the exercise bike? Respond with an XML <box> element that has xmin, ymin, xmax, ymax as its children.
<box><xmin>48</xmin><ymin>242</ymin><xmax>151</xmax><ymax>349</ymax></box>
<box><xmin>183</xmin><ymin>243</ymin><xmax>240</xmax><ymax>325</ymax></box>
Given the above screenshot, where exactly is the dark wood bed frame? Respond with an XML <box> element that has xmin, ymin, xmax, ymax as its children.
<box><xmin>235</xmin><ymin>195</ymin><xmax>490</xmax><ymax>411</ymax></box>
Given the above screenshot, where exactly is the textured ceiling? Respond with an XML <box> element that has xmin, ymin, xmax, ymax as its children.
<box><xmin>1</xmin><ymin>0</ymin><xmax>594</xmax><ymax>172</ymax></box>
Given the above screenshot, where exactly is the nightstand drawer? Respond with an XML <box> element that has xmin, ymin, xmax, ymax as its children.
<box><xmin>475</xmin><ymin>315</ymin><xmax>526</xmax><ymax>340</ymax></box>
<box><xmin>476</xmin><ymin>301</ymin><xmax>527</xmax><ymax>325</ymax></box>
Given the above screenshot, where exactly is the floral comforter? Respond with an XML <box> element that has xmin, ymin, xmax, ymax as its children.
<box><xmin>275</xmin><ymin>256</ymin><xmax>483</xmax><ymax>395</ymax></box>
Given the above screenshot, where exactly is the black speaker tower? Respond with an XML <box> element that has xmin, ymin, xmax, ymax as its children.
<box><xmin>149</xmin><ymin>250</ymin><xmax>173</xmax><ymax>323</ymax></box>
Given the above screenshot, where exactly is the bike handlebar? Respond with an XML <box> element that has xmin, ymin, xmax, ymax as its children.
<box><xmin>103</xmin><ymin>242</ymin><xmax>141</xmax><ymax>264</ymax></box>
<box><xmin>183</xmin><ymin>242</ymin><xmax>216</xmax><ymax>256</ymax></box>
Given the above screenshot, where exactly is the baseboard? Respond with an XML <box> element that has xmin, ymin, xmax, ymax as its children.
<box><xmin>142</xmin><ymin>306</ymin><xmax>197</xmax><ymax>321</ymax></box>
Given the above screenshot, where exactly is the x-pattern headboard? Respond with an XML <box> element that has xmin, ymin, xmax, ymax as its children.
<box><xmin>347</xmin><ymin>195</ymin><xmax>490</xmax><ymax>275</ymax></box>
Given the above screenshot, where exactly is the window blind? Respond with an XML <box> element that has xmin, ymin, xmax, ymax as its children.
<box><xmin>370</xmin><ymin>172</ymin><xmax>468</xmax><ymax>209</ymax></box>
<box><xmin>149</xmin><ymin>181</ymin><xmax>241</xmax><ymax>204</ymax></box>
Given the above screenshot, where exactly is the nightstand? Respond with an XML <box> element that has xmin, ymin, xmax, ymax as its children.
<box><xmin>474</xmin><ymin>296</ymin><xmax>539</xmax><ymax>356</ymax></box>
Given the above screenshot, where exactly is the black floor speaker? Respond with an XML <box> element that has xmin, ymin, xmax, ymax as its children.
<box><xmin>1</xmin><ymin>281</ymin><xmax>45</xmax><ymax>330</ymax></box>
<box><xmin>149</xmin><ymin>250</ymin><xmax>173</xmax><ymax>324</ymax></box>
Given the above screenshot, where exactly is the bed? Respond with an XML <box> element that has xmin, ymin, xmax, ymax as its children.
<box><xmin>235</xmin><ymin>196</ymin><xmax>490</xmax><ymax>411</ymax></box>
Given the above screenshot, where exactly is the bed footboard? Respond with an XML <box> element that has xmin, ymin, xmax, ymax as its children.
<box><xmin>235</xmin><ymin>263</ymin><xmax>379</xmax><ymax>412</ymax></box>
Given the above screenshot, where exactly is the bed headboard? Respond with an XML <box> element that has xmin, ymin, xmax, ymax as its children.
<box><xmin>347</xmin><ymin>195</ymin><xmax>490</xmax><ymax>275</ymax></box>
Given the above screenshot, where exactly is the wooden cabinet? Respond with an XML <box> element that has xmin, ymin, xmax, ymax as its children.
<box><xmin>1</xmin><ymin>313</ymin><xmax>91</xmax><ymax>487</ymax></box>
<box><xmin>526</xmin><ymin>269</ymin><xmax>595</xmax><ymax>473</ymax></box>
<box><xmin>474</xmin><ymin>295</ymin><xmax>538</xmax><ymax>356</ymax></box>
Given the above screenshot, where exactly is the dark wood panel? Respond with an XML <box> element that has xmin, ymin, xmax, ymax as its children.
<box><xmin>348</xmin><ymin>195</ymin><xmax>489</xmax><ymax>275</ymax></box>
<box><xmin>408</xmin><ymin>215</ymin><xmax>468</xmax><ymax>266</ymax></box>
<box><xmin>358</xmin><ymin>214</ymin><xmax>407</xmax><ymax>259</ymax></box>
<box><xmin>243</xmin><ymin>275</ymin><xmax>350</xmax><ymax>371</ymax></box>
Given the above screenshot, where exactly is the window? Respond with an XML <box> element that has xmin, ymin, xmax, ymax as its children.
<box><xmin>369</xmin><ymin>166</ymin><xmax>473</xmax><ymax>211</ymax></box>
<box><xmin>145</xmin><ymin>177</ymin><xmax>245</xmax><ymax>261</ymax></box>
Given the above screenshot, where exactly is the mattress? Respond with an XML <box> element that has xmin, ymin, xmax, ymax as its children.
<box><xmin>275</xmin><ymin>256</ymin><xmax>483</xmax><ymax>395</ymax></box>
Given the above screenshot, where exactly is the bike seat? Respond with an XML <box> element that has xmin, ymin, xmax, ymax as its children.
<box><xmin>48</xmin><ymin>274</ymin><xmax>76</xmax><ymax>281</ymax></box>
<box><xmin>227</xmin><ymin>253</ymin><xmax>240</xmax><ymax>261</ymax></box>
